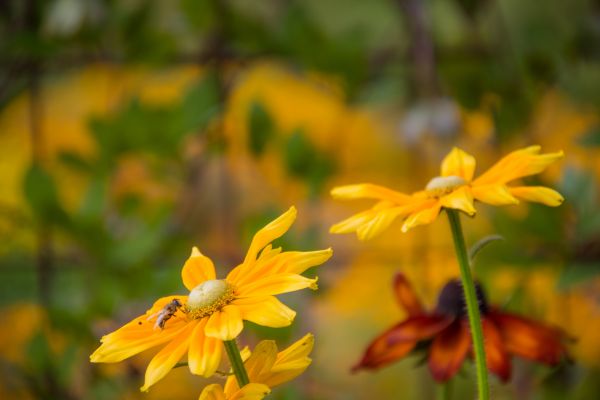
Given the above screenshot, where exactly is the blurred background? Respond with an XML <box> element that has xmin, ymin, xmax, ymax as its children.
<box><xmin>1</xmin><ymin>0</ymin><xmax>600</xmax><ymax>399</ymax></box>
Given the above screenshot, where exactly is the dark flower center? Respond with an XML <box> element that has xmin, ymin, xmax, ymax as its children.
<box><xmin>434</xmin><ymin>279</ymin><xmax>488</xmax><ymax>317</ymax></box>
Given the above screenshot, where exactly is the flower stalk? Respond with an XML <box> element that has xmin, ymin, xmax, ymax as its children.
<box><xmin>224</xmin><ymin>339</ymin><xmax>250</xmax><ymax>387</ymax></box>
<box><xmin>445</xmin><ymin>209</ymin><xmax>489</xmax><ymax>400</ymax></box>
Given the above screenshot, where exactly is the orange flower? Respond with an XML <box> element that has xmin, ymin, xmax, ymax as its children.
<box><xmin>331</xmin><ymin>146</ymin><xmax>564</xmax><ymax>239</ymax></box>
<box><xmin>352</xmin><ymin>273</ymin><xmax>569</xmax><ymax>382</ymax></box>
<box><xmin>90</xmin><ymin>207</ymin><xmax>332</xmax><ymax>391</ymax></box>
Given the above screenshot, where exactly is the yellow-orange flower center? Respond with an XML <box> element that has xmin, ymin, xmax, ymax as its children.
<box><xmin>185</xmin><ymin>279</ymin><xmax>235</xmax><ymax>319</ymax></box>
<box><xmin>425</xmin><ymin>175</ymin><xmax>467</xmax><ymax>197</ymax></box>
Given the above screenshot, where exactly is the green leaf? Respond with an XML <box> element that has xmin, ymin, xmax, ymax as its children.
<box><xmin>248</xmin><ymin>101</ymin><xmax>275</xmax><ymax>156</ymax></box>
<box><xmin>284</xmin><ymin>130</ymin><xmax>335</xmax><ymax>196</ymax></box>
<box><xmin>469</xmin><ymin>234</ymin><xmax>504</xmax><ymax>262</ymax></box>
<box><xmin>23</xmin><ymin>163</ymin><xmax>67</xmax><ymax>225</ymax></box>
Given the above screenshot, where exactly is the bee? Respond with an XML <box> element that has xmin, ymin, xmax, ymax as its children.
<box><xmin>147</xmin><ymin>299</ymin><xmax>182</xmax><ymax>330</ymax></box>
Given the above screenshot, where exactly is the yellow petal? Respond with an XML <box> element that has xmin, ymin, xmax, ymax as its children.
<box><xmin>269</xmin><ymin>248</ymin><xmax>333</xmax><ymax>275</ymax></box>
<box><xmin>509</xmin><ymin>186</ymin><xmax>564</xmax><ymax>206</ymax></box>
<box><xmin>235</xmin><ymin>273</ymin><xmax>318</xmax><ymax>298</ymax></box>
<box><xmin>228</xmin><ymin>207</ymin><xmax>297</xmax><ymax>285</ymax></box>
<box><xmin>199</xmin><ymin>384</ymin><xmax>227</xmax><ymax>400</ymax></box>
<box><xmin>275</xmin><ymin>333</ymin><xmax>314</xmax><ymax>365</ymax></box>
<box><xmin>244</xmin><ymin>340</ymin><xmax>278</xmax><ymax>384</ymax></box>
<box><xmin>140</xmin><ymin>321</ymin><xmax>196</xmax><ymax>391</ymax></box>
<box><xmin>243</xmin><ymin>207</ymin><xmax>296</xmax><ymax>266</ymax></box>
<box><xmin>474</xmin><ymin>146</ymin><xmax>564</xmax><ymax>185</ymax></box>
<box><xmin>355</xmin><ymin>207</ymin><xmax>405</xmax><ymax>241</ymax></box>
<box><xmin>401</xmin><ymin>203</ymin><xmax>442</xmax><ymax>232</ymax></box>
<box><xmin>441</xmin><ymin>147</ymin><xmax>476</xmax><ymax>181</ymax></box>
<box><xmin>204</xmin><ymin>305</ymin><xmax>244</xmax><ymax>341</ymax></box>
<box><xmin>90</xmin><ymin>296</ymin><xmax>188</xmax><ymax>363</ymax></box>
<box><xmin>230</xmin><ymin>384</ymin><xmax>271</xmax><ymax>400</ymax></box>
<box><xmin>471</xmin><ymin>184</ymin><xmax>519</xmax><ymax>206</ymax></box>
<box><xmin>439</xmin><ymin>187</ymin><xmax>476</xmax><ymax>216</ymax></box>
<box><xmin>234</xmin><ymin>296</ymin><xmax>296</xmax><ymax>328</ymax></box>
<box><xmin>182</xmin><ymin>247</ymin><xmax>217</xmax><ymax>291</ymax></box>
<box><xmin>188</xmin><ymin>319</ymin><xmax>222</xmax><ymax>377</ymax></box>
<box><xmin>330</xmin><ymin>184</ymin><xmax>412</xmax><ymax>204</ymax></box>
<box><xmin>330</xmin><ymin>207</ymin><xmax>383</xmax><ymax>234</ymax></box>
<box><xmin>264</xmin><ymin>333</ymin><xmax>314</xmax><ymax>387</ymax></box>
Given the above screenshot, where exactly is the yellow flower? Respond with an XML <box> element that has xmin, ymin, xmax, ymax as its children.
<box><xmin>199</xmin><ymin>383</ymin><xmax>270</xmax><ymax>400</ymax></box>
<box><xmin>90</xmin><ymin>207</ymin><xmax>332</xmax><ymax>391</ymax></box>
<box><xmin>331</xmin><ymin>146</ymin><xmax>564</xmax><ymax>239</ymax></box>
<box><xmin>200</xmin><ymin>333</ymin><xmax>314</xmax><ymax>399</ymax></box>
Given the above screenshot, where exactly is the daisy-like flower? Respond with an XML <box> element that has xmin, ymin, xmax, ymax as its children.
<box><xmin>199</xmin><ymin>383</ymin><xmax>270</xmax><ymax>400</ymax></box>
<box><xmin>353</xmin><ymin>273</ymin><xmax>569</xmax><ymax>382</ymax></box>
<box><xmin>200</xmin><ymin>333</ymin><xmax>314</xmax><ymax>399</ymax></box>
<box><xmin>90</xmin><ymin>207</ymin><xmax>332</xmax><ymax>391</ymax></box>
<box><xmin>331</xmin><ymin>146</ymin><xmax>564</xmax><ymax>239</ymax></box>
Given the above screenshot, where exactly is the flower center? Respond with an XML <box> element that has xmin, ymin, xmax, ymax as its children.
<box><xmin>425</xmin><ymin>175</ymin><xmax>466</xmax><ymax>197</ymax></box>
<box><xmin>185</xmin><ymin>279</ymin><xmax>235</xmax><ymax>319</ymax></box>
<box><xmin>434</xmin><ymin>279</ymin><xmax>488</xmax><ymax>317</ymax></box>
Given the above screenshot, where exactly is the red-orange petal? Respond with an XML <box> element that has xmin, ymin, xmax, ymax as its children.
<box><xmin>428</xmin><ymin>320</ymin><xmax>470</xmax><ymax>382</ymax></box>
<box><xmin>481</xmin><ymin>318</ymin><xmax>511</xmax><ymax>382</ymax></box>
<box><xmin>393</xmin><ymin>273</ymin><xmax>424</xmax><ymax>316</ymax></box>
<box><xmin>353</xmin><ymin>315</ymin><xmax>453</xmax><ymax>372</ymax></box>
<box><xmin>488</xmin><ymin>309</ymin><xmax>567</xmax><ymax>365</ymax></box>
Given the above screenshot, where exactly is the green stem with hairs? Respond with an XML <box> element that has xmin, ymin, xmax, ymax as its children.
<box><xmin>224</xmin><ymin>339</ymin><xmax>250</xmax><ymax>387</ymax></box>
<box><xmin>446</xmin><ymin>209</ymin><xmax>489</xmax><ymax>400</ymax></box>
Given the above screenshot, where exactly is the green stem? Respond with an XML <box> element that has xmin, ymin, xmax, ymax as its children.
<box><xmin>446</xmin><ymin>209</ymin><xmax>489</xmax><ymax>400</ymax></box>
<box><xmin>224</xmin><ymin>339</ymin><xmax>250</xmax><ymax>387</ymax></box>
<box><xmin>436</xmin><ymin>380</ymin><xmax>452</xmax><ymax>400</ymax></box>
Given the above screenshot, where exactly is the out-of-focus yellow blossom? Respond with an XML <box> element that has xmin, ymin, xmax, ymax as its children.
<box><xmin>0</xmin><ymin>64</ymin><xmax>201</xmax><ymax>251</ymax></box>
<box><xmin>331</xmin><ymin>146</ymin><xmax>564</xmax><ymax>239</ymax></box>
<box><xmin>91</xmin><ymin>207</ymin><xmax>331</xmax><ymax>391</ymax></box>
<box><xmin>530</xmin><ymin>90</ymin><xmax>600</xmax><ymax>181</ymax></box>
<box><xmin>223</xmin><ymin>63</ymin><xmax>385</xmax><ymax>203</ymax></box>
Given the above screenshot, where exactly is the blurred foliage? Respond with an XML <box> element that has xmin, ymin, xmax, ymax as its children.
<box><xmin>1</xmin><ymin>0</ymin><xmax>600</xmax><ymax>399</ymax></box>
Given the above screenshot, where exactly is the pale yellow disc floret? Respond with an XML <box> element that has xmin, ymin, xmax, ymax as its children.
<box><xmin>185</xmin><ymin>279</ymin><xmax>235</xmax><ymax>319</ymax></box>
<box><xmin>425</xmin><ymin>175</ymin><xmax>467</xmax><ymax>197</ymax></box>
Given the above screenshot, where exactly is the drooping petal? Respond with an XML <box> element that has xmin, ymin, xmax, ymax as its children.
<box><xmin>188</xmin><ymin>319</ymin><xmax>222</xmax><ymax>378</ymax></box>
<box><xmin>182</xmin><ymin>247</ymin><xmax>217</xmax><ymax>291</ymax></box>
<box><xmin>200</xmin><ymin>383</ymin><xmax>270</xmax><ymax>400</ymax></box>
<box><xmin>235</xmin><ymin>273</ymin><xmax>318</xmax><ymax>298</ymax></box>
<box><xmin>441</xmin><ymin>147</ymin><xmax>476</xmax><ymax>181</ymax></box>
<box><xmin>90</xmin><ymin>296</ymin><xmax>189</xmax><ymax>363</ymax></box>
<box><xmin>331</xmin><ymin>183</ymin><xmax>413</xmax><ymax>204</ymax></box>
<box><xmin>355</xmin><ymin>206</ymin><xmax>406</xmax><ymax>240</ymax></box>
<box><xmin>353</xmin><ymin>315</ymin><xmax>453</xmax><ymax>371</ymax></box>
<box><xmin>488</xmin><ymin>310</ymin><xmax>567</xmax><ymax>365</ymax></box>
<box><xmin>481</xmin><ymin>318</ymin><xmax>511</xmax><ymax>382</ymax></box>
<box><xmin>393</xmin><ymin>273</ymin><xmax>424</xmax><ymax>316</ymax></box>
<box><xmin>471</xmin><ymin>184</ymin><xmax>519</xmax><ymax>206</ymax></box>
<box><xmin>140</xmin><ymin>321</ymin><xmax>197</xmax><ymax>391</ymax></box>
<box><xmin>439</xmin><ymin>186</ymin><xmax>476</xmax><ymax>216</ymax></box>
<box><xmin>428</xmin><ymin>320</ymin><xmax>470</xmax><ymax>382</ymax></box>
<box><xmin>401</xmin><ymin>202</ymin><xmax>442</xmax><ymax>232</ymax></box>
<box><xmin>205</xmin><ymin>305</ymin><xmax>244</xmax><ymax>341</ymax></box>
<box><xmin>509</xmin><ymin>186</ymin><xmax>564</xmax><ymax>207</ymax></box>
<box><xmin>244</xmin><ymin>340</ymin><xmax>278</xmax><ymax>385</ymax></box>
<box><xmin>473</xmin><ymin>146</ymin><xmax>563</xmax><ymax>186</ymax></box>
